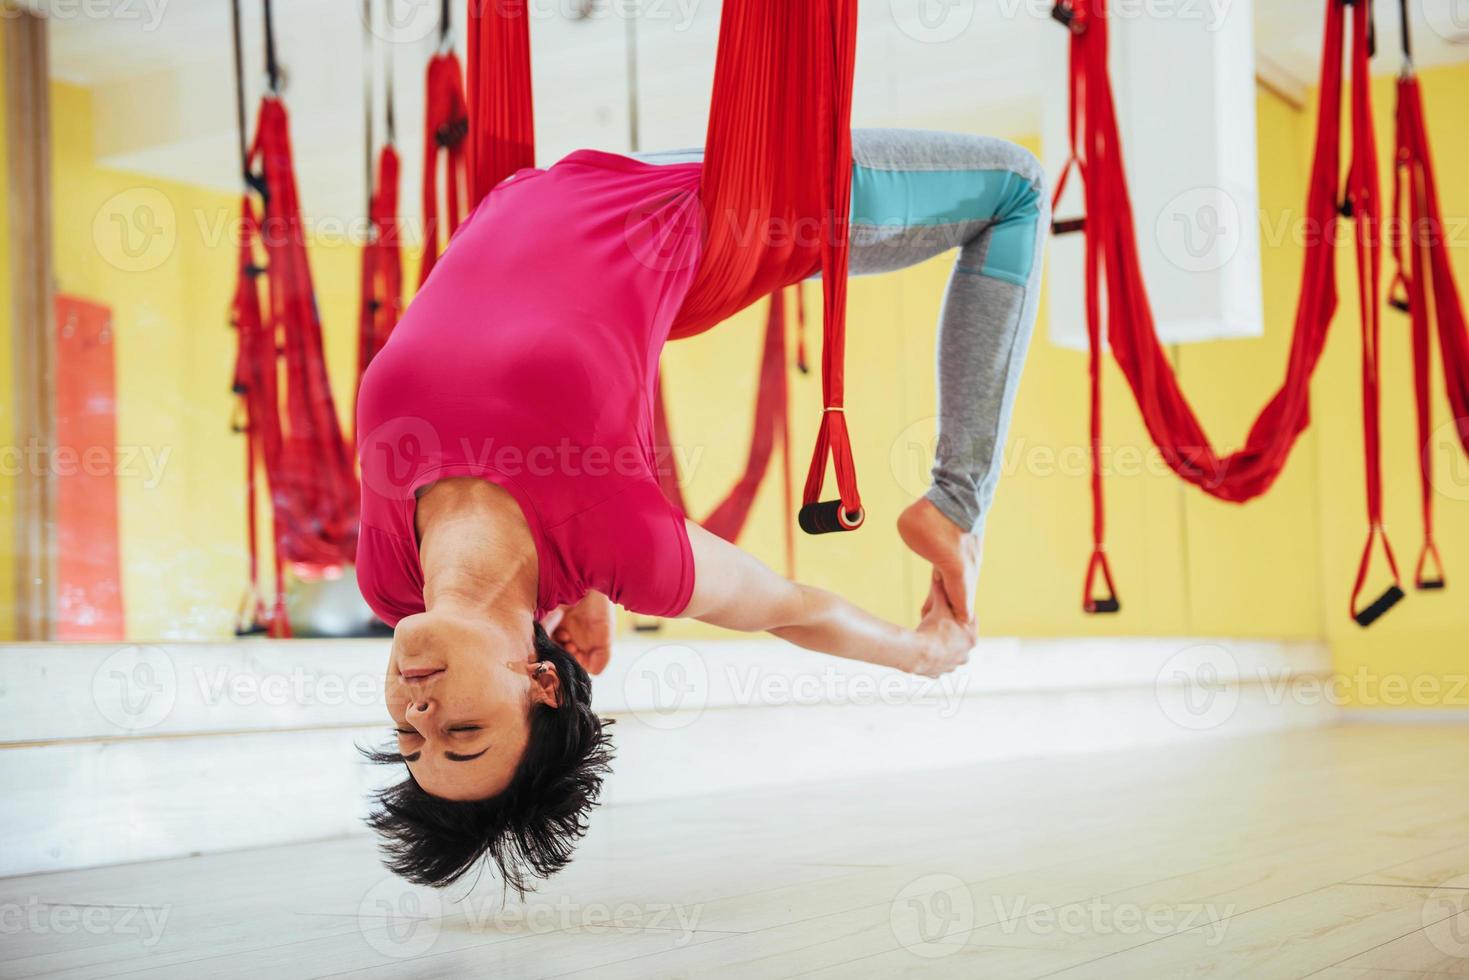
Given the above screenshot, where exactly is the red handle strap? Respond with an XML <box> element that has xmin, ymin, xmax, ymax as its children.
<box><xmin>1351</xmin><ymin>524</ymin><xmax>1405</xmax><ymax>627</ymax></box>
<box><xmin>1083</xmin><ymin>548</ymin><xmax>1120</xmax><ymax>614</ymax></box>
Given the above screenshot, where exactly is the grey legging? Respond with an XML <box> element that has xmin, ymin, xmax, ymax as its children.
<box><xmin>638</xmin><ymin>129</ymin><xmax>1049</xmax><ymax>534</ymax></box>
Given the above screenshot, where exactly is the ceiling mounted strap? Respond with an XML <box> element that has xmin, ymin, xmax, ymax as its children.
<box><xmin>229</xmin><ymin>0</ymin><xmax>251</xmax><ymax>187</ymax></box>
<box><xmin>262</xmin><ymin>0</ymin><xmax>281</xmax><ymax>94</ymax></box>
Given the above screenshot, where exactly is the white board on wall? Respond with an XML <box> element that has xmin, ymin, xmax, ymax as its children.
<box><xmin>1042</xmin><ymin>0</ymin><xmax>1265</xmax><ymax>350</ymax></box>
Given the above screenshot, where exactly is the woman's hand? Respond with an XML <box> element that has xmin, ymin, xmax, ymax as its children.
<box><xmin>545</xmin><ymin>591</ymin><xmax>614</xmax><ymax>675</ymax></box>
<box><xmin>908</xmin><ymin>579</ymin><xmax>976</xmax><ymax>678</ymax></box>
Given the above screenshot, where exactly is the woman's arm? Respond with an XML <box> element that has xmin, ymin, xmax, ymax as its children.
<box><xmin>677</xmin><ymin>521</ymin><xmax>973</xmax><ymax>678</ymax></box>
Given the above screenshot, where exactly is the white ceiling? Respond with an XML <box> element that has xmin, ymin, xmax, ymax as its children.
<box><xmin>27</xmin><ymin>0</ymin><xmax>1469</xmax><ymax>230</ymax></box>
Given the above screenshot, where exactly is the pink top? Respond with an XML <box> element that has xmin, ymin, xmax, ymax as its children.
<box><xmin>355</xmin><ymin>150</ymin><xmax>706</xmax><ymax>626</ymax></box>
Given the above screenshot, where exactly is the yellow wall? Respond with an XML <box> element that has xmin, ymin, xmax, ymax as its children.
<box><xmin>31</xmin><ymin>62</ymin><xmax>1469</xmax><ymax>704</ymax></box>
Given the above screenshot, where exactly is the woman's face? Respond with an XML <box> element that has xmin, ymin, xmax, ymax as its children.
<box><xmin>384</xmin><ymin>610</ymin><xmax>560</xmax><ymax>800</ymax></box>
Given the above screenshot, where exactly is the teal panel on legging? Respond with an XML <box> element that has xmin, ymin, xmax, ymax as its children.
<box><xmin>850</xmin><ymin>164</ymin><xmax>1042</xmax><ymax>287</ymax></box>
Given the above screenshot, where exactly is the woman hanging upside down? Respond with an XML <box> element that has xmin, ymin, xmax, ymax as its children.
<box><xmin>355</xmin><ymin>129</ymin><xmax>1048</xmax><ymax>891</ymax></box>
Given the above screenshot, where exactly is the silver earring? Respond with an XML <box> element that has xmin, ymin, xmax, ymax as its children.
<box><xmin>535</xmin><ymin>663</ymin><xmax>549</xmax><ymax>676</ymax></box>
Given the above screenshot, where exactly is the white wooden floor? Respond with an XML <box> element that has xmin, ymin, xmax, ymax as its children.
<box><xmin>3</xmin><ymin>725</ymin><xmax>1468</xmax><ymax>979</ymax></box>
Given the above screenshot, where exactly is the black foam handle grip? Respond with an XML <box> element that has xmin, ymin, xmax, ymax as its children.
<box><xmin>1052</xmin><ymin>217</ymin><xmax>1086</xmax><ymax>236</ymax></box>
<box><xmin>235</xmin><ymin>623</ymin><xmax>269</xmax><ymax>638</ymax></box>
<box><xmin>1085</xmin><ymin>597</ymin><xmax>1121</xmax><ymax>614</ymax></box>
<box><xmin>1050</xmin><ymin>2</ymin><xmax>1079</xmax><ymax>31</ymax></box>
<box><xmin>245</xmin><ymin>169</ymin><xmax>270</xmax><ymax>202</ymax></box>
<box><xmin>798</xmin><ymin>501</ymin><xmax>865</xmax><ymax>535</ymax></box>
<box><xmin>1354</xmin><ymin>584</ymin><xmax>1405</xmax><ymax>627</ymax></box>
<box><xmin>1417</xmin><ymin>579</ymin><xmax>1446</xmax><ymax>591</ymax></box>
<box><xmin>1389</xmin><ymin>296</ymin><xmax>1411</xmax><ymax>313</ymax></box>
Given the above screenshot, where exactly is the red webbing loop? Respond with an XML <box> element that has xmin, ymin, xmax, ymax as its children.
<box><xmin>466</xmin><ymin>0</ymin><xmax>535</xmax><ymax>205</ymax></box>
<box><xmin>420</xmin><ymin>52</ymin><xmax>470</xmax><ymax>286</ymax></box>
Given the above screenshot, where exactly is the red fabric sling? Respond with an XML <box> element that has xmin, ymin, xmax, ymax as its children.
<box><xmin>1054</xmin><ymin>0</ymin><xmax>1406</xmax><ymax>624</ymax></box>
<box><xmin>466</xmin><ymin>0</ymin><xmax>861</xmax><ymax>536</ymax></box>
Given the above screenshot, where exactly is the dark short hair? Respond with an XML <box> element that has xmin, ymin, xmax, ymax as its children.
<box><xmin>362</xmin><ymin>622</ymin><xmax>614</xmax><ymax>893</ymax></box>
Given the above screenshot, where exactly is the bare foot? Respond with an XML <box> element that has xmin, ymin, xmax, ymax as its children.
<box><xmin>898</xmin><ymin>498</ymin><xmax>981</xmax><ymax>625</ymax></box>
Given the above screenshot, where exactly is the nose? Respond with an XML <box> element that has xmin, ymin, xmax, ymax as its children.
<box><xmin>407</xmin><ymin>698</ymin><xmax>433</xmax><ymax>719</ymax></box>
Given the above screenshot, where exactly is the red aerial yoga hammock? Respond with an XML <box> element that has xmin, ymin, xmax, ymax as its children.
<box><xmin>1387</xmin><ymin>3</ymin><xmax>1469</xmax><ymax>593</ymax></box>
<box><xmin>229</xmin><ymin>1</ymin><xmax>359</xmax><ymax>636</ymax></box>
<box><xmin>466</xmin><ymin>0</ymin><xmax>861</xmax><ymax>537</ymax></box>
<box><xmin>1050</xmin><ymin>0</ymin><xmax>1448</xmax><ymax>626</ymax></box>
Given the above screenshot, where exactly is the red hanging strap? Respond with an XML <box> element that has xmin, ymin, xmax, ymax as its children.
<box><xmin>1390</xmin><ymin>69</ymin><xmax>1469</xmax><ymax>592</ymax></box>
<box><xmin>1343</xmin><ymin>0</ymin><xmax>1404</xmax><ymax>627</ymax></box>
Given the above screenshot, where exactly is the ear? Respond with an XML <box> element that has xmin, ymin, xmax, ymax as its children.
<box><xmin>530</xmin><ymin>661</ymin><xmax>562</xmax><ymax>709</ymax></box>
